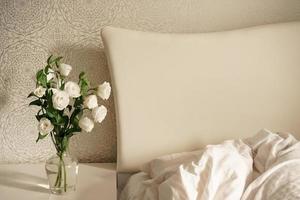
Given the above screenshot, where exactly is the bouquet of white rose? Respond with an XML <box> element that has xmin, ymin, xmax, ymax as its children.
<box><xmin>28</xmin><ymin>55</ymin><xmax>111</xmax><ymax>193</ymax></box>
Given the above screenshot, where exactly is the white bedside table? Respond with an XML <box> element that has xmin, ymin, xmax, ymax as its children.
<box><xmin>0</xmin><ymin>163</ymin><xmax>116</xmax><ymax>200</ymax></box>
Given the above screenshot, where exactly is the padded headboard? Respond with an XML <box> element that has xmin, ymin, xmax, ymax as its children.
<box><xmin>102</xmin><ymin>22</ymin><xmax>300</xmax><ymax>172</ymax></box>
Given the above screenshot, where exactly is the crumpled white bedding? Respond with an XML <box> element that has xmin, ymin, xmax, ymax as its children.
<box><xmin>120</xmin><ymin>129</ymin><xmax>300</xmax><ymax>200</ymax></box>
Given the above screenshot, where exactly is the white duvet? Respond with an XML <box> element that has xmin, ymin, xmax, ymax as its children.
<box><xmin>120</xmin><ymin>129</ymin><xmax>300</xmax><ymax>200</ymax></box>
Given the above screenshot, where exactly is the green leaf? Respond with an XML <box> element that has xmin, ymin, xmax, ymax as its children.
<box><xmin>74</xmin><ymin>97</ymin><xmax>83</xmax><ymax>108</ymax></box>
<box><xmin>35</xmin><ymin>114</ymin><xmax>46</xmax><ymax>121</ymax></box>
<box><xmin>73</xmin><ymin>126</ymin><xmax>81</xmax><ymax>133</ymax></box>
<box><xmin>45</xmin><ymin>65</ymin><xmax>51</xmax><ymax>73</ymax></box>
<box><xmin>70</xmin><ymin>108</ymin><xmax>82</xmax><ymax>125</ymax></box>
<box><xmin>79</xmin><ymin>72</ymin><xmax>85</xmax><ymax>79</ymax></box>
<box><xmin>78</xmin><ymin>72</ymin><xmax>90</xmax><ymax>96</ymax></box>
<box><xmin>46</xmin><ymin>109</ymin><xmax>56</xmax><ymax>119</ymax></box>
<box><xmin>27</xmin><ymin>92</ymin><xmax>36</xmax><ymax>98</ymax></box>
<box><xmin>47</xmin><ymin>55</ymin><xmax>63</xmax><ymax>65</ymax></box>
<box><xmin>36</xmin><ymin>132</ymin><xmax>48</xmax><ymax>143</ymax></box>
<box><xmin>67</xmin><ymin>105</ymin><xmax>72</xmax><ymax>111</ymax></box>
<box><xmin>50</xmin><ymin>112</ymin><xmax>64</xmax><ymax>126</ymax></box>
<box><xmin>73</xmin><ymin>117</ymin><xmax>79</xmax><ymax>126</ymax></box>
<box><xmin>60</xmin><ymin>81</ymin><xmax>65</xmax><ymax>90</ymax></box>
<box><xmin>52</xmin><ymin>56</ymin><xmax>63</xmax><ymax>63</ymax></box>
<box><xmin>45</xmin><ymin>105</ymin><xmax>61</xmax><ymax>123</ymax></box>
<box><xmin>67</xmin><ymin>126</ymin><xmax>82</xmax><ymax>136</ymax></box>
<box><xmin>29</xmin><ymin>99</ymin><xmax>42</xmax><ymax>106</ymax></box>
<box><xmin>63</xmin><ymin>115</ymin><xmax>69</xmax><ymax>128</ymax></box>
<box><xmin>65</xmin><ymin>122</ymin><xmax>82</xmax><ymax>136</ymax></box>
<box><xmin>36</xmin><ymin>69</ymin><xmax>47</xmax><ymax>87</ymax></box>
<box><xmin>43</xmin><ymin>90</ymin><xmax>53</xmax><ymax>109</ymax></box>
<box><xmin>55</xmin><ymin>61</ymin><xmax>60</xmax><ymax>69</ymax></box>
<box><xmin>47</xmin><ymin>55</ymin><xmax>53</xmax><ymax>65</ymax></box>
<box><xmin>37</xmin><ymin>109</ymin><xmax>42</xmax><ymax>115</ymax></box>
<box><xmin>46</xmin><ymin>89</ymin><xmax>53</xmax><ymax>101</ymax></box>
<box><xmin>61</xmin><ymin>137</ymin><xmax>69</xmax><ymax>151</ymax></box>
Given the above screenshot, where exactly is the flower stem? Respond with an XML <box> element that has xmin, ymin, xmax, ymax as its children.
<box><xmin>53</xmin><ymin>153</ymin><xmax>67</xmax><ymax>192</ymax></box>
<box><xmin>61</xmin><ymin>157</ymin><xmax>67</xmax><ymax>192</ymax></box>
<box><xmin>58</xmin><ymin>158</ymin><xmax>62</xmax><ymax>188</ymax></box>
<box><xmin>54</xmin><ymin>158</ymin><xmax>61</xmax><ymax>187</ymax></box>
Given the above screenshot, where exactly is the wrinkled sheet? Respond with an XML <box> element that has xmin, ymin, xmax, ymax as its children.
<box><xmin>120</xmin><ymin>129</ymin><xmax>300</xmax><ymax>200</ymax></box>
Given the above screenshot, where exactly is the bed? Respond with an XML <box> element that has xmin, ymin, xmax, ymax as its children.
<box><xmin>101</xmin><ymin>22</ymin><xmax>300</xmax><ymax>199</ymax></box>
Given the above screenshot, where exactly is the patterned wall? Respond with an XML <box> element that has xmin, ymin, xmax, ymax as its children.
<box><xmin>0</xmin><ymin>0</ymin><xmax>299</xmax><ymax>163</ymax></box>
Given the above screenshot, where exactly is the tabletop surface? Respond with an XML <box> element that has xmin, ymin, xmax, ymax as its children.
<box><xmin>0</xmin><ymin>163</ymin><xmax>116</xmax><ymax>200</ymax></box>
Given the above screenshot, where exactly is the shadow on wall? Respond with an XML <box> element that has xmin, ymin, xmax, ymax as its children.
<box><xmin>48</xmin><ymin>44</ymin><xmax>117</xmax><ymax>163</ymax></box>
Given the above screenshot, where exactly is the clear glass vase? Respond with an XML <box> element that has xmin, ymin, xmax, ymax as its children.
<box><xmin>45</xmin><ymin>150</ymin><xmax>78</xmax><ymax>194</ymax></box>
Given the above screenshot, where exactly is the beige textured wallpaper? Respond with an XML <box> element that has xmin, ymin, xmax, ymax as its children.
<box><xmin>0</xmin><ymin>0</ymin><xmax>299</xmax><ymax>163</ymax></box>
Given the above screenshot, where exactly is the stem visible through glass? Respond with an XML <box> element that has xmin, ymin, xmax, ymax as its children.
<box><xmin>61</xmin><ymin>156</ymin><xmax>67</xmax><ymax>192</ymax></box>
<box><xmin>54</xmin><ymin>153</ymin><xmax>67</xmax><ymax>192</ymax></box>
<box><xmin>54</xmin><ymin>157</ymin><xmax>61</xmax><ymax>187</ymax></box>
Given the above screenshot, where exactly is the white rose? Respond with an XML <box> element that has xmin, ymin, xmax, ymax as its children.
<box><xmin>83</xmin><ymin>95</ymin><xmax>98</xmax><ymax>109</ymax></box>
<box><xmin>64</xmin><ymin>81</ymin><xmax>81</xmax><ymax>98</ymax></box>
<box><xmin>97</xmin><ymin>81</ymin><xmax>111</xmax><ymax>100</ymax></box>
<box><xmin>46</xmin><ymin>68</ymin><xmax>55</xmax><ymax>82</ymax></box>
<box><xmin>52</xmin><ymin>90</ymin><xmax>70</xmax><ymax>110</ymax></box>
<box><xmin>92</xmin><ymin>105</ymin><xmax>107</xmax><ymax>123</ymax></box>
<box><xmin>34</xmin><ymin>86</ymin><xmax>46</xmax><ymax>97</ymax></box>
<box><xmin>79</xmin><ymin>117</ymin><xmax>94</xmax><ymax>132</ymax></box>
<box><xmin>59</xmin><ymin>63</ymin><xmax>72</xmax><ymax>76</ymax></box>
<box><xmin>38</xmin><ymin>118</ymin><xmax>54</xmax><ymax>135</ymax></box>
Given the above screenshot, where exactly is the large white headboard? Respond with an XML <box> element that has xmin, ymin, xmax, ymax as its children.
<box><xmin>102</xmin><ymin>22</ymin><xmax>300</xmax><ymax>172</ymax></box>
